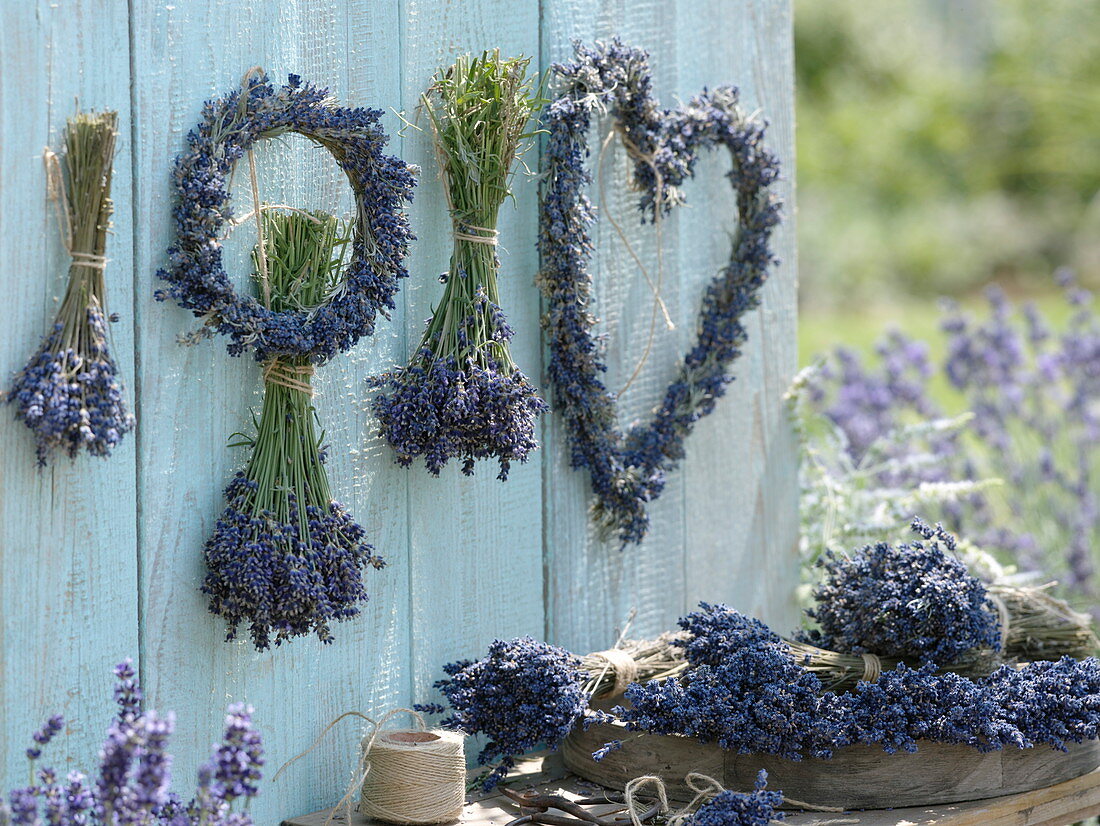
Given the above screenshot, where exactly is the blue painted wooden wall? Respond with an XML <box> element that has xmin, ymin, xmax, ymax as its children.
<box><xmin>0</xmin><ymin>1</ymin><xmax>798</xmax><ymax>822</ymax></box>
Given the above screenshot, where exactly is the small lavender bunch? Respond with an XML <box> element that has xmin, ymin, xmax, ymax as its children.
<box><xmin>0</xmin><ymin>661</ymin><xmax>263</xmax><ymax>826</ymax></box>
<box><xmin>416</xmin><ymin>636</ymin><xmax>587</xmax><ymax>790</ymax></box>
<box><xmin>370</xmin><ymin>51</ymin><xmax>548</xmax><ymax>480</ymax></box>
<box><xmin>685</xmin><ymin>772</ymin><xmax>784</xmax><ymax>826</ymax></box>
<box><xmin>202</xmin><ymin>211</ymin><xmax>383</xmax><ymax>650</ymax></box>
<box><xmin>805</xmin><ymin>519</ymin><xmax>1001</xmax><ymax>665</ymax></box>
<box><xmin>7</xmin><ymin>112</ymin><xmax>134</xmax><ymax>465</ymax></box>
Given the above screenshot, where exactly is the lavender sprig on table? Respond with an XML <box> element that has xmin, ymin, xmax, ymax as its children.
<box><xmin>201</xmin><ymin>211</ymin><xmax>383</xmax><ymax>651</ymax></box>
<box><xmin>685</xmin><ymin>771</ymin><xmax>784</xmax><ymax>826</ymax></box>
<box><xmin>370</xmin><ymin>51</ymin><xmax>547</xmax><ymax>480</ymax></box>
<box><xmin>7</xmin><ymin>111</ymin><xmax>134</xmax><ymax>465</ymax></box>
<box><xmin>0</xmin><ymin>661</ymin><xmax>263</xmax><ymax>826</ymax></box>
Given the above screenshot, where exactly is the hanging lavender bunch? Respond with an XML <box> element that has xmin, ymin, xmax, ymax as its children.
<box><xmin>0</xmin><ymin>661</ymin><xmax>263</xmax><ymax>826</ymax></box>
<box><xmin>201</xmin><ymin>212</ymin><xmax>383</xmax><ymax>651</ymax></box>
<box><xmin>415</xmin><ymin>636</ymin><xmax>588</xmax><ymax>791</ymax></box>
<box><xmin>804</xmin><ymin>519</ymin><xmax>1001</xmax><ymax>666</ymax></box>
<box><xmin>7</xmin><ymin>112</ymin><xmax>134</xmax><ymax>465</ymax></box>
<box><xmin>369</xmin><ymin>51</ymin><xmax>548</xmax><ymax>481</ymax></box>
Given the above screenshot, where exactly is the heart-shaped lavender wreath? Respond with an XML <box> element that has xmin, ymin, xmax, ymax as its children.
<box><xmin>538</xmin><ymin>40</ymin><xmax>784</xmax><ymax>545</ymax></box>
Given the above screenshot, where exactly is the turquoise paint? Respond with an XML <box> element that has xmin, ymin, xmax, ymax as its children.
<box><xmin>0</xmin><ymin>1</ymin><xmax>796</xmax><ymax>822</ymax></box>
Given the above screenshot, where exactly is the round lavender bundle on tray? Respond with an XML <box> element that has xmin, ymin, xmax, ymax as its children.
<box><xmin>369</xmin><ymin>51</ymin><xmax>548</xmax><ymax>481</ymax></box>
<box><xmin>7</xmin><ymin>111</ymin><xmax>134</xmax><ymax>465</ymax></box>
<box><xmin>803</xmin><ymin>518</ymin><xmax>1002</xmax><ymax>668</ymax></box>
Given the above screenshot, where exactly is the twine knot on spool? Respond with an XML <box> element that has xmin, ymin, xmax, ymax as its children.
<box><xmin>274</xmin><ymin>708</ymin><xmax>466</xmax><ymax>826</ymax></box>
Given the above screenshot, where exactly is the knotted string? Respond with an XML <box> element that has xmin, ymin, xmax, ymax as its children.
<box><xmin>588</xmin><ymin>648</ymin><xmax>640</xmax><ymax>698</ymax></box>
<box><xmin>452</xmin><ymin>223</ymin><xmax>500</xmax><ymax>246</ymax></box>
<box><xmin>623</xmin><ymin>775</ymin><xmax>669</xmax><ymax>826</ymax></box>
<box><xmin>262</xmin><ymin>358</ymin><xmax>316</xmax><ymax>395</ymax></box>
<box><xmin>860</xmin><ymin>652</ymin><xmax>882</xmax><ymax>683</ymax></box>
<box><xmin>43</xmin><ymin>148</ymin><xmax>109</xmax><ymax>271</ymax></box>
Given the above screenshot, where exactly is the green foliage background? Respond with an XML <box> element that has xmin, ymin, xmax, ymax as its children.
<box><xmin>796</xmin><ymin>0</ymin><xmax>1100</xmax><ymax>308</ymax></box>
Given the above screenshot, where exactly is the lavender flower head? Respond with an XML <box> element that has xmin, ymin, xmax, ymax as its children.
<box><xmin>418</xmin><ymin>636</ymin><xmax>587</xmax><ymax>790</ymax></box>
<box><xmin>806</xmin><ymin>519</ymin><xmax>1000</xmax><ymax>665</ymax></box>
<box><xmin>686</xmin><ymin>771</ymin><xmax>784</xmax><ymax>826</ymax></box>
<box><xmin>673</xmin><ymin>602</ymin><xmax>781</xmax><ymax>667</ymax></box>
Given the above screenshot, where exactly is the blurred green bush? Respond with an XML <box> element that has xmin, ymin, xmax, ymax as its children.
<box><xmin>796</xmin><ymin>0</ymin><xmax>1100</xmax><ymax>307</ymax></box>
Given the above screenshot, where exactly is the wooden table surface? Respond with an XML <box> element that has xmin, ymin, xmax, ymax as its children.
<box><xmin>282</xmin><ymin>753</ymin><xmax>1100</xmax><ymax>826</ymax></box>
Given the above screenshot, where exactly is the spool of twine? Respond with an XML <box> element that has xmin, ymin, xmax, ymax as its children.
<box><xmin>273</xmin><ymin>708</ymin><xmax>466</xmax><ymax>826</ymax></box>
<box><xmin>359</xmin><ymin>727</ymin><xmax>466</xmax><ymax>825</ymax></box>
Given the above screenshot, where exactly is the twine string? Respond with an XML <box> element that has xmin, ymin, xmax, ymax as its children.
<box><xmin>860</xmin><ymin>653</ymin><xmax>882</xmax><ymax>683</ymax></box>
<box><xmin>273</xmin><ymin>708</ymin><xmax>464</xmax><ymax>826</ymax></box>
<box><xmin>44</xmin><ymin>148</ymin><xmax>109</xmax><ymax>271</ymax></box>
<box><xmin>989</xmin><ymin>592</ymin><xmax>1012</xmax><ymax>653</ymax></box>
<box><xmin>596</xmin><ymin>124</ymin><xmax>676</xmax><ymax>398</ymax></box>
<box><xmin>262</xmin><ymin>358</ymin><xmax>316</xmax><ymax>395</ymax></box>
<box><xmin>589</xmin><ymin>648</ymin><xmax>639</xmax><ymax>698</ymax></box>
<box><xmin>625</xmin><ymin>772</ymin><xmax>845</xmax><ymax>822</ymax></box>
<box><xmin>452</xmin><ymin>223</ymin><xmax>500</xmax><ymax>246</ymax></box>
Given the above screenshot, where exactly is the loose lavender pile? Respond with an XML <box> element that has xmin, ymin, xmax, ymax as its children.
<box><xmin>0</xmin><ymin>661</ymin><xmax>263</xmax><ymax>826</ymax></box>
<box><xmin>201</xmin><ymin>211</ymin><xmax>384</xmax><ymax>650</ymax></box>
<box><xmin>802</xmin><ymin>519</ymin><xmax>1001</xmax><ymax>666</ymax></box>
<box><xmin>539</xmin><ymin>39</ymin><xmax>782</xmax><ymax>544</ymax></box>
<box><xmin>158</xmin><ymin>72</ymin><xmax>414</xmax><ymax>649</ymax></box>
<box><xmin>415</xmin><ymin>637</ymin><xmax>588</xmax><ymax>790</ymax></box>
<box><xmin>685</xmin><ymin>772</ymin><xmax>783</xmax><ymax>826</ymax></box>
<box><xmin>803</xmin><ymin>273</ymin><xmax>1100</xmax><ymax>605</ymax></box>
<box><xmin>370</xmin><ymin>52</ymin><xmax>547</xmax><ymax>480</ymax></box>
<box><xmin>7</xmin><ymin>111</ymin><xmax>134</xmax><ymax>465</ymax></box>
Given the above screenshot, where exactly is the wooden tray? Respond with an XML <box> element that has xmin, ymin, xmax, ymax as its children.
<box><xmin>564</xmin><ymin>722</ymin><xmax>1100</xmax><ymax>810</ymax></box>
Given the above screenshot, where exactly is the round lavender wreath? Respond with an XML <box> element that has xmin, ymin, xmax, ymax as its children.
<box><xmin>538</xmin><ymin>40</ymin><xmax>783</xmax><ymax>546</ymax></box>
<box><xmin>155</xmin><ymin>71</ymin><xmax>417</xmax><ymax>363</ymax></box>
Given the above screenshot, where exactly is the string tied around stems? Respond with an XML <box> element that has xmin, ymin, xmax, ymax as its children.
<box><xmin>452</xmin><ymin>222</ymin><xmax>500</xmax><ymax>246</ymax></box>
<box><xmin>588</xmin><ymin>648</ymin><xmax>640</xmax><ymax>698</ymax></box>
<box><xmin>262</xmin><ymin>358</ymin><xmax>316</xmax><ymax>396</ymax></box>
<box><xmin>860</xmin><ymin>652</ymin><xmax>882</xmax><ymax>683</ymax></box>
<box><xmin>44</xmin><ymin>148</ymin><xmax>109</xmax><ymax>271</ymax></box>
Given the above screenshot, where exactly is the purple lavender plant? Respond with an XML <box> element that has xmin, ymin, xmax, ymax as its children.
<box><xmin>539</xmin><ymin>40</ymin><xmax>782</xmax><ymax>544</ymax></box>
<box><xmin>2</xmin><ymin>661</ymin><xmax>263</xmax><ymax>826</ymax></box>
<box><xmin>416</xmin><ymin>636</ymin><xmax>587</xmax><ymax>790</ymax></box>
<box><xmin>7</xmin><ymin>112</ymin><xmax>134</xmax><ymax>465</ymax></box>
<box><xmin>685</xmin><ymin>771</ymin><xmax>784</xmax><ymax>826</ymax></box>
<box><xmin>806</xmin><ymin>273</ymin><xmax>1100</xmax><ymax>603</ymax></box>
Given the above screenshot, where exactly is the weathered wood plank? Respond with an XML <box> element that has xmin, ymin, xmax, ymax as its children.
<box><xmin>128</xmin><ymin>3</ymin><xmax>410</xmax><ymax>822</ymax></box>
<box><xmin>283</xmin><ymin>753</ymin><xmax>1100</xmax><ymax>826</ymax></box>
<box><xmin>677</xmin><ymin>0</ymin><xmax>801</xmax><ymax>634</ymax></box>
<box><xmin>0</xmin><ymin>0</ymin><xmax>139</xmax><ymax>786</ymax></box>
<box><xmin>539</xmin><ymin>0</ymin><xmax>692</xmax><ymax>658</ymax></box>
<box><xmin>400</xmin><ymin>0</ymin><xmax>548</xmax><ymax>713</ymax></box>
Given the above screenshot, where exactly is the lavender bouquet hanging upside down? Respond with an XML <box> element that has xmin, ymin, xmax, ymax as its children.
<box><xmin>369</xmin><ymin>51</ymin><xmax>548</xmax><ymax>480</ymax></box>
<box><xmin>201</xmin><ymin>211</ymin><xmax>383</xmax><ymax>650</ymax></box>
<box><xmin>7</xmin><ymin>112</ymin><xmax>134</xmax><ymax>465</ymax></box>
